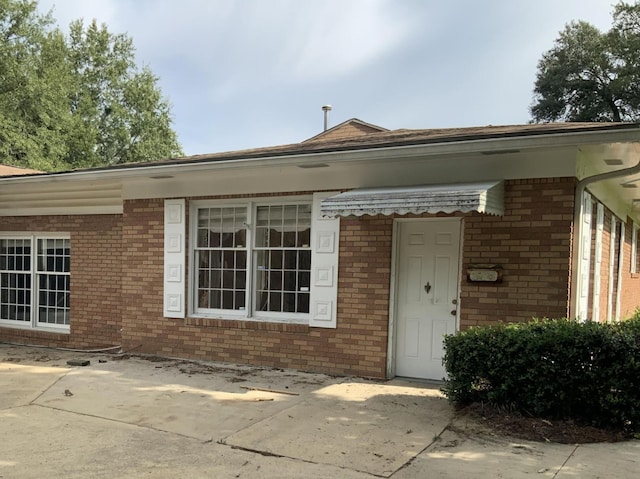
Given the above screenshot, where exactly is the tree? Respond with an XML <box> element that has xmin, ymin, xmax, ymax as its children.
<box><xmin>0</xmin><ymin>0</ymin><xmax>182</xmax><ymax>171</ymax></box>
<box><xmin>531</xmin><ymin>1</ymin><xmax>640</xmax><ymax>123</ymax></box>
<box><xmin>65</xmin><ymin>19</ymin><xmax>182</xmax><ymax>168</ymax></box>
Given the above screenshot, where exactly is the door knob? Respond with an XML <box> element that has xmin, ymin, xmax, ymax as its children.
<box><xmin>450</xmin><ymin>309</ymin><xmax>457</xmax><ymax>316</ymax></box>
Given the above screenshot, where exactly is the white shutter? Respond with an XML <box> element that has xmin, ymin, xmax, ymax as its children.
<box><xmin>309</xmin><ymin>192</ymin><xmax>340</xmax><ymax>328</ymax></box>
<box><xmin>164</xmin><ymin>199</ymin><xmax>186</xmax><ymax>318</ymax></box>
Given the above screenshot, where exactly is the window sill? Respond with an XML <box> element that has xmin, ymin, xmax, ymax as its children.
<box><xmin>0</xmin><ymin>324</ymin><xmax>71</xmax><ymax>339</ymax></box>
<box><xmin>185</xmin><ymin>316</ymin><xmax>310</xmax><ymax>333</ymax></box>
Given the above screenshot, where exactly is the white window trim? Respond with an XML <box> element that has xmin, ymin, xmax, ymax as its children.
<box><xmin>0</xmin><ymin>233</ymin><xmax>71</xmax><ymax>333</ymax></box>
<box><xmin>189</xmin><ymin>196</ymin><xmax>313</xmax><ymax>325</ymax></box>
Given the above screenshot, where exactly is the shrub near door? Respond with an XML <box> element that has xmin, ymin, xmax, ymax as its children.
<box><xmin>442</xmin><ymin>314</ymin><xmax>640</xmax><ymax>433</ymax></box>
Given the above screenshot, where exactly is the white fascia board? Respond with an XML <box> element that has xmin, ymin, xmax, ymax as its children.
<box><xmin>0</xmin><ymin>205</ymin><xmax>123</xmax><ymax>216</ymax></box>
<box><xmin>0</xmin><ymin>128</ymin><xmax>638</xmax><ymax>187</ymax></box>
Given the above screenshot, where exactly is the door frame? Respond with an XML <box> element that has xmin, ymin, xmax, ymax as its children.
<box><xmin>386</xmin><ymin>217</ymin><xmax>464</xmax><ymax>379</ymax></box>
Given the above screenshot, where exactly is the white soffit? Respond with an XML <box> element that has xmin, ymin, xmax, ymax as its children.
<box><xmin>320</xmin><ymin>181</ymin><xmax>505</xmax><ymax>217</ymax></box>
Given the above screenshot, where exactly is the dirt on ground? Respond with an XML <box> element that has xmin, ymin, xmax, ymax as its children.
<box><xmin>453</xmin><ymin>402</ymin><xmax>634</xmax><ymax>444</ymax></box>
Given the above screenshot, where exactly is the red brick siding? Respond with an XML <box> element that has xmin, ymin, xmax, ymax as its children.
<box><xmin>120</xmin><ymin>197</ymin><xmax>392</xmax><ymax>378</ymax></box>
<box><xmin>9</xmin><ymin>176</ymin><xmax>636</xmax><ymax>378</ymax></box>
<box><xmin>0</xmin><ymin>215</ymin><xmax>122</xmax><ymax>348</ymax></box>
<box><xmin>459</xmin><ymin>178</ymin><xmax>575</xmax><ymax>328</ymax></box>
<box><xmin>621</xmin><ymin>217</ymin><xmax>640</xmax><ymax>319</ymax></box>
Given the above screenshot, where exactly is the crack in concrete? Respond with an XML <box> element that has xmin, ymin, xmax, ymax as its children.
<box><xmin>552</xmin><ymin>444</ymin><xmax>579</xmax><ymax>478</ymax></box>
<box><xmin>221</xmin><ymin>441</ymin><xmax>389</xmax><ymax>478</ymax></box>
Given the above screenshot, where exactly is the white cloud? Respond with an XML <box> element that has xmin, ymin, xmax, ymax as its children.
<box><xmin>34</xmin><ymin>0</ymin><xmax>619</xmax><ymax>154</ymax></box>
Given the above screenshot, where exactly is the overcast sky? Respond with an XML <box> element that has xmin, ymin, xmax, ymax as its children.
<box><xmin>37</xmin><ymin>0</ymin><xmax>616</xmax><ymax>156</ymax></box>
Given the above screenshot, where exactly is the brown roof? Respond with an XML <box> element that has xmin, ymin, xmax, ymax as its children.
<box><xmin>303</xmin><ymin>118</ymin><xmax>388</xmax><ymax>142</ymax></box>
<box><xmin>147</xmin><ymin>121</ymin><xmax>640</xmax><ymax>167</ymax></box>
<box><xmin>7</xmin><ymin>122</ymin><xmax>640</xmax><ymax>177</ymax></box>
<box><xmin>0</xmin><ymin>165</ymin><xmax>43</xmax><ymax>176</ymax></box>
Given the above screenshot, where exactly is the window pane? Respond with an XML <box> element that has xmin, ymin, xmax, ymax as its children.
<box><xmin>255</xmin><ymin>227</ymin><xmax>269</xmax><ymax>248</ymax></box>
<box><xmin>235</xmin><ymin>229</ymin><xmax>246</xmax><ymax>248</ymax></box>
<box><xmin>268</xmin><ymin>292</ymin><xmax>282</xmax><ymax>312</ymax></box>
<box><xmin>299</xmin><ymin>272</ymin><xmax>310</xmax><ymax>291</ymax></box>
<box><xmin>284</xmin><ymin>250</ymin><xmax>297</xmax><ymax>270</ymax></box>
<box><xmin>270</xmin><ymin>271</ymin><xmax>283</xmax><ymax>290</ymax></box>
<box><xmin>270</xmin><ymin>250</ymin><xmax>283</xmax><ymax>269</ymax></box>
<box><xmin>299</xmin><ymin>250</ymin><xmax>311</xmax><ymax>270</ymax></box>
<box><xmin>235</xmin><ymin>291</ymin><xmax>246</xmax><ymax>310</ymax></box>
<box><xmin>222</xmin><ymin>270</ymin><xmax>234</xmax><ymax>289</ymax></box>
<box><xmin>37</xmin><ymin>270</ymin><xmax>70</xmax><ymax>326</ymax></box>
<box><xmin>253</xmin><ymin>203</ymin><xmax>312</xmax><ymax>315</ymax></box>
<box><xmin>283</xmin><ymin>271</ymin><xmax>296</xmax><ymax>292</ymax></box>
<box><xmin>222</xmin><ymin>290</ymin><xmax>234</xmax><ymax>309</ymax></box>
<box><xmin>198</xmin><ymin>270</ymin><xmax>209</xmax><ymax>288</ymax></box>
<box><xmin>194</xmin><ymin>207</ymin><xmax>248</xmax><ymax>312</ymax></box>
<box><xmin>256</xmin><ymin>207</ymin><xmax>269</xmax><ymax>227</ymax></box>
<box><xmin>283</xmin><ymin>293</ymin><xmax>296</xmax><ymax>312</ymax></box>
<box><xmin>210</xmin><ymin>270</ymin><xmax>222</xmax><ymax>289</ymax></box>
<box><xmin>0</xmin><ymin>272</ymin><xmax>31</xmax><ymax>322</ymax></box>
<box><xmin>235</xmin><ymin>270</ymin><xmax>246</xmax><ymax>290</ymax></box>
<box><xmin>298</xmin><ymin>227</ymin><xmax>311</xmax><ymax>248</ymax></box>
<box><xmin>236</xmin><ymin>251</ymin><xmax>247</xmax><ymax>269</ymax></box>
<box><xmin>297</xmin><ymin>292</ymin><xmax>310</xmax><ymax>313</ymax></box>
<box><xmin>197</xmin><ymin>228</ymin><xmax>209</xmax><ymax>247</ymax></box>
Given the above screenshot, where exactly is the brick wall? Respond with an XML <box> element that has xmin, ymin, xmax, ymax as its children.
<box><xmin>621</xmin><ymin>217</ymin><xmax>640</xmax><ymax>319</ymax></box>
<box><xmin>120</xmin><ymin>197</ymin><xmax>392</xmax><ymax>378</ymax></box>
<box><xmin>0</xmin><ymin>215</ymin><xmax>122</xmax><ymax>348</ymax></box>
<box><xmin>120</xmin><ymin>179</ymin><xmax>581</xmax><ymax>376</ymax></box>
<box><xmin>459</xmin><ymin>178</ymin><xmax>576</xmax><ymax>328</ymax></box>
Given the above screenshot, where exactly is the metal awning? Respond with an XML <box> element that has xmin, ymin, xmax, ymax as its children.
<box><xmin>320</xmin><ymin>181</ymin><xmax>504</xmax><ymax>217</ymax></box>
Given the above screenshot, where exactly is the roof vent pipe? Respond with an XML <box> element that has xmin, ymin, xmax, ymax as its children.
<box><xmin>322</xmin><ymin>105</ymin><xmax>332</xmax><ymax>131</ymax></box>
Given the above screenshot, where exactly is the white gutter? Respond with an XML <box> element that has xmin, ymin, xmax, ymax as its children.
<box><xmin>570</xmin><ymin>158</ymin><xmax>640</xmax><ymax>319</ymax></box>
<box><xmin>0</xmin><ymin>127</ymin><xmax>638</xmax><ymax>186</ymax></box>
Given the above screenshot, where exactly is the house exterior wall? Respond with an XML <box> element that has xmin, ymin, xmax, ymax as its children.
<box><xmin>3</xmin><ymin>176</ymin><xmax>636</xmax><ymax>378</ymax></box>
<box><xmin>120</xmin><ymin>198</ymin><xmax>392</xmax><ymax>378</ymax></box>
<box><xmin>0</xmin><ymin>214</ymin><xmax>122</xmax><ymax>348</ymax></box>
<box><xmin>119</xmin><ymin>178</ymin><xmax>578</xmax><ymax>377</ymax></box>
<box><xmin>621</xmin><ymin>217</ymin><xmax>640</xmax><ymax>319</ymax></box>
<box><xmin>459</xmin><ymin>178</ymin><xmax>576</xmax><ymax>328</ymax></box>
<box><xmin>582</xmin><ymin>196</ymin><xmax>639</xmax><ymax>322</ymax></box>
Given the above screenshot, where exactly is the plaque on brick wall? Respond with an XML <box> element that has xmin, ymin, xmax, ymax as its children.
<box><xmin>467</xmin><ymin>264</ymin><xmax>503</xmax><ymax>283</ymax></box>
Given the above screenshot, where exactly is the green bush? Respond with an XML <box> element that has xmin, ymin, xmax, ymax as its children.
<box><xmin>442</xmin><ymin>313</ymin><xmax>640</xmax><ymax>432</ymax></box>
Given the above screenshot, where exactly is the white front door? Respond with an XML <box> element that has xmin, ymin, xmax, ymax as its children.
<box><xmin>394</xmin><ymin>219</ymin><xmax>461</xmax><ymax>380</ymax></box>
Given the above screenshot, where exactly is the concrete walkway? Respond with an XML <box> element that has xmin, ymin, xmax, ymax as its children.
<box><xmin>0</xmin><ymin>344</ymin><xmax>637</xmax><ymax>478</ymax></box>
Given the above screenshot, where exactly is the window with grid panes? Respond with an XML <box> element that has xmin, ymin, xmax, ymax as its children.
<box><xmin>195</xmin><ymin>207</ymin><xmax>247</xmax><ymax>311</ymax></box>
<box><xmin>0</xmin><ymin>236</ymin><xmax>70</xmax><ymax>329</ymax></box>
<box><xmin>193</xmin><ymin>202</ymin><xmax>312</xmax><ymax>319</ymax></box>
<box><xmin>254</xmin><ymin>204</ymin><xmax>311</xmax><ymax>314</ymax></box>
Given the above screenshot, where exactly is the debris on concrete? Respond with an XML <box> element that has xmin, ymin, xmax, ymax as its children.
<box><xmin>66</xmin><ymin>359</ymin><xmax>90</xmax><ymax>366</ymax></box>
<box><xmin>240</xmin><ymin>386</ymin><xmax>299</xmax><ymax>396</ymax></box>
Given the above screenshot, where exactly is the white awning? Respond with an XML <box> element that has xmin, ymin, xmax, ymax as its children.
<box><xmin>320</xmin><ymin>181</ymin><xmax>504</xmax><ymax>217</ymax></box>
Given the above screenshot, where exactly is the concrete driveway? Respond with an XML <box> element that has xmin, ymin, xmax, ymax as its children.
<box><xmin>0</xmin><ymin>344</ymin><xmax>638</xmax><ymax>478</ymax></box>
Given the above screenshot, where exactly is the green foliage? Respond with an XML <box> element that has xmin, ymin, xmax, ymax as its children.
<box><xmin>0</xmin><ymin>0</ymin><xmax>182</xmax><ymax>171</ymax></box>
<box><xmin>531</xmin><ymin>1</ymin><xmax>640</xmax><ymax>123</ymax></box>
<box><xmin>442</xmin><ymin>316</ymin><xmax>640</xmax><ymax>432</ymax></box>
